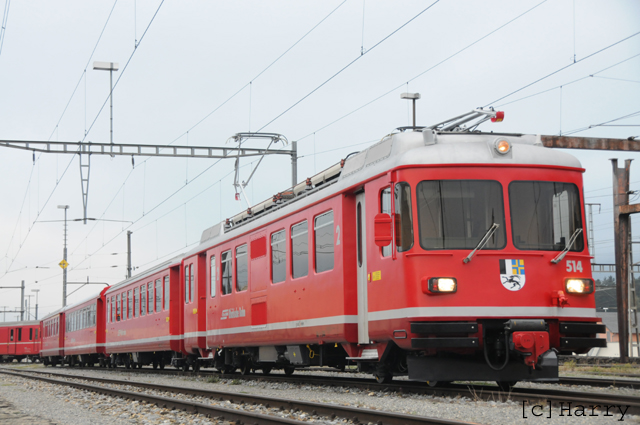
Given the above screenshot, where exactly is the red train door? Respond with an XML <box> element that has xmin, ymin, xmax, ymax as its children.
<box><xmin>356</xmin><ymin>192</ymin><xmax>369</xmax><ymax>344</ymax></box>
<box><xmin>8</xmin><ymin>328</ymin><xmax>16</xmax><ymax>355</ymax></box>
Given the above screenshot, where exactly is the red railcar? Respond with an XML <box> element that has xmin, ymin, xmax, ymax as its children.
<box><xmin>103</xmin><ymin>257</ymin><xmax>182</xmax><ymax>368</ymax></box>
<box><xmin>41</xmin><ymin>311</ymin><xmax>64</xmax><ymax>365</ymax></box>
<box><xmin>0</xmin><ymin>320</ymin><xmax>40</xmax><ymax>362</ymax></box>
<box><xmin>175</xmin><ymin>110</ymin><xmax>605</xmax><ymax>386</ymax></box>
<box><xmin>59</xmin><ymin>287</ymin><xmax>109</xmax><ymax>367</ymax></box>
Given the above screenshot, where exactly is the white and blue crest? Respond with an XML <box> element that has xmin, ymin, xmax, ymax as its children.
<box><xmin>499</xmin><ymin>259</ymin><xmax>526</xmax><ymax>291</ymax></box>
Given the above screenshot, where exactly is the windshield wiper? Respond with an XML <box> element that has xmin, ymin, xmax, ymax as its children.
<box><xmin>551</xmin><ymin>228</ymin><xmax>583</xmax><ymax>264</ymax></box>
<box><xmin>463</xmin><ymin>223</ymin><xmax>500</xmax><ymax>264</ymax></box>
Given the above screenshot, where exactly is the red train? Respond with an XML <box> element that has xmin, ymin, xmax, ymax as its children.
<box><xmin>0</xmin><ymin>320</ymin><xmax>40</xmax><ymax>363</ymax></box>
<box><xmin>37</xmin><ymin>109</ymin><xmax>605</xmax><ymax>387</ymax></box>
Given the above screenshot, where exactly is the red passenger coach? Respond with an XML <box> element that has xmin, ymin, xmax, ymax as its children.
<box><xmin>0</xmin><ymin>321</ymin><xmax>40</xmax><ymax>362</ymax></box>
<box><xmin>176</xmin><ymin>110</ymin><xmax>605</xmax><ymax>387</ymax></box>
<box><xmin>59</xmin><ymin>287</ymin><xmax>108</xmax><ymax>367</ymax></box>
<box><xmin>41</xmin><ymin>312</ymin><xmax>64</xmax><ymax>365</ymax></box>
<box><xmin>104</xmin><ymin>257</ymin><xmax>182</xmax><ymax>368</ymax></box>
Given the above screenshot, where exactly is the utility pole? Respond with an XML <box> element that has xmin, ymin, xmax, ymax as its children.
<box><xmin>58</xmin><ymin>205</ymin><xmax>69</xmax><ymax>307</ymax></box>
<box><xmin>127</xmin><ymin>231</ymin><xmax>132</xmax><ymax>279</ymax></box>
<box><xmin>20</xmin><ymin>280</ymin><xmax>24</xmax><ymax>321</ymax></box>
<box><xmin>32</xmin><ymin>289</ymin><xmax>39</xmax><ymax>320</ymax></box>
<box><xmin>585</xmin><ymin>203</ymin><xmax>601</xmax><ymax>261</ymax></box>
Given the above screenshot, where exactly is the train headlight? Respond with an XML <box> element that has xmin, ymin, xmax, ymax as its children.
<box><xmin>424</xmin><ymin>277</ymin><xmax>457</xmax><ymax>294</ymax></box>
<box><xmin>494</xmin><ymin>138</ymin><xmax>511</xmax><ymax>155</ymax></box>
<box><xmin>565</xmin><ymin>278</ymin><xmax>594</xmax><ymax>294</ymax></box>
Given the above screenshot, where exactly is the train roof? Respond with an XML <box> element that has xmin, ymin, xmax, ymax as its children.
<box><xmin>189</xmin><ymin>127</ymin><xmax>582</xmax><ymax>256</ymax></box>
<box><xmin>105</xmin><ymin>254</ymin><xmax>183</xmax><ymax>295</ymax></box>
<box><xmin>0</xmin><ymin>320</ymin><xmax>39</xmax><ymax>327</ymax></box>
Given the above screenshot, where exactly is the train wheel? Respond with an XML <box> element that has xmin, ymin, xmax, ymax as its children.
<box><xmin>261</xmin><ymin>366</ymin><xmax>272</xmax><ymax>376</ymax></box>
<box><xmin>182</xmin><ymin>363</ymin><xmax>190</xmax><ymax>372</ymax></box>
<box><xmin>284</xmin><ymin>366</ymin><xmax>295</xmax><ymax>376</ymax></box>
<box><xmin>159</xmin><ymin>361</ymin><xmax>165</xmax><ymax>370</ymax></box>
<box><xmin>137</xmin><ymin>362</ymin><xmax>143</xmax><ymax>369</ymax></box>
<box><xmin>374</xmin><ymin>372</ymin><xmax>393</xmax><ymax>384</ymax></box>
<box><xmin>240</xmin><ymin>363</ymin><xmax>251</xmax><ymax>375</ymax></box>
<box><xmin>193</xmin><ymin>362</ymin><xmax>201</xmax><ymax>373</ymax></box>
<box><xmin>152</xmin><ymin>361</ymin><xmax>158</xmax><ymax>370</ymax></box>
<box><xmin>496</xmin><ymin>381</ymin><xmax>518</xmax><ymax>392</ymax></box>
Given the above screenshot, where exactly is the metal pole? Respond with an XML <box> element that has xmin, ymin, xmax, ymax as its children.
<box><xmin>412</xmin><ymin>98</ymin><xmax>417</xmax><ymax>128</ymax></box>
<box><xmin>291</xmin><ymin>141</ymin><xmax>298</xmax><ymax>188</ymax></box>
<box><xmin>20</xmin><ymin>280</ymin><xmax>24</xmax><ymax>321</ymax></box>
<box><xmin>63</xmin><ymin>207</ymin><xmax>68</xmax><ymax>307</ymax></box>
<box><xmin>110</xmin><ymin>67</ymin><xmax>114</xmax><ymax>151</ymax></box>
<box><xmin>127</xmin><ymin>230</ymin><xmax>132</xmax><ymax>279</ymax></box>
<box><xmin>33</xmin><ymin>290</ymin><xmax>39</xmax><ymax>320</ymax></box>
<box><xmin>612</xmin><ymin>159</ymin><xmax>632</xmax><ymax>362</ymax></box>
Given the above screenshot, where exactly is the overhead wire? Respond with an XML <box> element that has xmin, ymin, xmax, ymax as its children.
<box><xmin>295</xmin><ymin>0</ymin><xmax>549</xmax><ymax>142</ymax></box>
<box><xmin>256</xmin><ymin>0</ymin><xmax>441</xmax><ymax>132</ymax></box>
<box><xmin>484</xmin><ymin>30</ymin><xmax>640</xmax><ymax>107</ymax></box>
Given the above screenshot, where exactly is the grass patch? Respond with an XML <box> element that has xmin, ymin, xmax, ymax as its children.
<box><xmin>230</xmin><ymin>379</ymin><xmax>242</xmax><ymax>385</ymax></box>
<box><xmin>207</xmin><ymin>376</ymin><xmax>220</xmax><ymax>384</ymax></box>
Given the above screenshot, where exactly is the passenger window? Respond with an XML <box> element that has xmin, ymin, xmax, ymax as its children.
<box><xmin>190</xmin><ymin>265</ymin><xmax>194</xmax><ymax>303</ymax></box>
<box><xmin>29</xmin><ymin>328</ymin><xmax>33</xmax><ymax>341</ymax></box>
<box><xmin>291</xmin><ymin>221</ymin><xmax>309</xmax><ymax>279</ymax></box>
<box><xmin>128</xmin><ymin>290</ymin><xmax>133</xmax><ymax>319</ymax></box>
<box><xmin>134</xmin><ymin>288</ymin><xmax>139</xmax><ymax>318</ymax></box>
<box><xmin>155</xmin><ymin>279</ymin><xmax>162</xmax><ymax>312</ymax></box>
<box><xmin>148</xmin><ymin>282</ymin><xmax>154</xmax><ymax>314</ymax></box>
<box><xmin>315</xmin><ymin>211</ymin><xmax>334</xmax><ymax>273</ymax></box>
<box><xmin>236</xmin><ymin>245</ymin><xmax>248</xmax><ymax>292</ymax></box>
<box><xmin>395</xmin><ymin>182</ymin><xmax>414</xmax><ymax>252</ymax></box>
<box><xmin>164</xmin><ymin>276</ymin><xmax>170</xmax><ymax>310</ymax></box>
<box><xmin>210</xmin><ymin>256</ymin><xmax>216</xmax><ymax>297</ymax></box>
<box><xmin>184</xmin><ymin>267</ymin><xmax>190</xmax><ymax>304</ymax></box>
<box><xmin>221</xmin><ymin>251</ymin><xmax>232</xmax><ymax>295</ymax></box>
<box><xmin>116</xmin><ymin>294</ymin><xmax>121</xmax><ymax>322</ymax></box>
<box><xmin>10</xmin><ymin>329</ymin><xmax>13</xmax><ymax>341</ymax></box>
<box><xmin>35</xmin><ymin>329</ymin><xmax>38</xmax><ymax>340</ymax></box>
<box><xmin>271</xmin><ymin>230</ymin><xmax>286</xmax><ymax>283</ymax></box>
<box><xmin>380</xmin><ymin>188</ymin><xmax>392</xmax><ymax>257</ymax></box>
<box><xmin>18</xmin><ymin>328</ymin><xmax>22</xmax><ymax>341</ymax></box>
<box><xmin>111</xmin><ymin>296</ymin><xmax>115</xmax><ymax>322</ymax></box>
<box><xmin>141</xmin><ymin>285</ymin><xmax>147</xmax><ymax>316</ymax></box>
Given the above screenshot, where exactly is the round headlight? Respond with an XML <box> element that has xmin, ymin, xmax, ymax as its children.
<box><xmin>494</xmin><ymin>139</ymin><xmax>511</xmax><ymax>155</ymax></box>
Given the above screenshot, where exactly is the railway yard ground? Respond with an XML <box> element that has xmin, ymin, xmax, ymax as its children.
<box><xmin>1</xmin><ymin>360</ymin><xmax>640</xmax><ymax>424</ymax></box>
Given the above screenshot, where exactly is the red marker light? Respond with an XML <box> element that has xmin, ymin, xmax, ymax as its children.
<box><xmin>491</xmin><ymin>111</ymin><xmax>505</xmax><ymax>123</ymax></box>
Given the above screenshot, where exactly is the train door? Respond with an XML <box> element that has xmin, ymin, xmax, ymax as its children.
<box><xmin>250</xmin><ymin>232</ymin><xmax>268</xmax><ymax>327</ymax></box>
<box><xmin>356</xmin><ymin>192</ymin><xmax>369</xmax><ymax>344</ymax></box>
<box><xmin>8</xmin><ymin>328</ymin><xmax>16</xmax><ymax>355</ymax></box>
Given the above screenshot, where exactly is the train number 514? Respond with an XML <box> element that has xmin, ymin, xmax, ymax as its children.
<box><xmin>566</xmin><ymin>260</ymin><xmax>583</xmax><ymax>273</ymax></box>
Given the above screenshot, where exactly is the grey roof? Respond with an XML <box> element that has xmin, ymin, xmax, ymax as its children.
<box><xmin>598</xmin><ymin>312</ymin><xmax>619</xmax><ymax>334</ymax></box>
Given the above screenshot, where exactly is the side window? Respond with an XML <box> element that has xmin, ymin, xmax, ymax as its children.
<box><xmin>380</xmin><ymin>188</ymin><xmax>392</xmax><ymax>257</ymax></box>
<box><xmin>106</xmin><ymin>298</ymin><xmax>110</xmax><ymax>323</ymax></box>
<box><xmin>18</xmin><ymin>328</ymin><xmax>22</xmax><ymax>341</ymax></box>
<box><xmin>164</xmin><ymin>276</ymin><xmax>170</xmax><ymax>310</ymax></box>
<box><xmin>134</xmin><ymin>288</ymin><xmax>139</xmax><ymax>318</ymax></box>
<box><xmin>271</xmin><ymin>230</ymin><xmax>286</xmax><ymax>284</ymax></box>
<box><xmin>111</xmin><ymin>296</ymin><xmax>115</xmax><ymax>322</ymax></box>
<box><xmin>30</xmin><ymin>328</ymin><xmax>33</xmax><ymax>341</ymax></box>
<box><xmin>155</xmin><ymin>279</ymin><xmax>162</xmax><ymax>312</ymax></box>
<box><xmin>184</xmin><ymin>267</ymin><xmax>190</xmax><ymax>304</ymax></box>
<box><xmin>35</xmin><ymin>329</ymin><xmax>38</xmax><ymax>340</ymax></box>
<box><xmin>128</xmin><ymin>290</ymin><xmax>133</xmax><ymax>320</ymax></box>
<box><xmin>141</xmin><ymin>285</ymin><xmax>147</xmax><ymax>316</ymax></box>
<box><xmin>190</xmin><ymin>265</ymin><xmax>194</xmax><ymax>303</ymax></box>
<box><xmin>291</xmin><ymin>221</ymin><xmax>309</xmax><ymax>279</ymax></box>
<box><xmin>221</xmin><ymin>250</ymin><xmax>232</xmax><ymax>295</ymax></box>
<box><xmin>210</xmin><ymin>256</ymin><xmax>216</xmax><ymax>297</ymax></box>
<box><xmin>315</xmin><ymin>211</ymin><xmax>334</xmax><ymax>273</ymax></box>
<box><xmin>116</xmin><ymin>294</ymin><xmax>121</xmax><ymax>322</ymax></box>
<box><xmin>148</xmin><ymin>282</ymin><xmax>154</xmax><ymax>314</ymax></box>
<box><xmin>395</xmin><ymin>182</ymin><xmax>414</xmax><ymax>252</ymax></box>
<box><xmin>10</xmin><ymin>329</ymin><xmax>13</xmax><ymax>341</ymax></box>
<box><xmin>236</xmin><ymin>245</ymin><xmax>248</xmax><ymax>292</ymax></box>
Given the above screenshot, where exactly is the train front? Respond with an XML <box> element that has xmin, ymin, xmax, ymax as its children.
<box><xmin>367</xmin><ymin>130</ymin><xmax>606</xmax><ymax>385</ymax></box>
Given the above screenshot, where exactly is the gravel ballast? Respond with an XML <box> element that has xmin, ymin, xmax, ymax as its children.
<box><xmin>1</xmin><ymin>364</ymin><xmax>639</xmax><ymax>424</ymax></box>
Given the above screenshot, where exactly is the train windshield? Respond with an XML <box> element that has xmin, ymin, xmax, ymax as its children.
<box><xmin>416</xmin><ymin>180</ymin><xmax>506</xmax><ymax>250</ymax></box>
<box><xmin>509</xmin><ymin>181</ymin><xmax>583</xmax><ymax>251</ymax></box>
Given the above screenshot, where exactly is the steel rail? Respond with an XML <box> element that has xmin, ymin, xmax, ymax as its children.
<box><xmin>0</xmin><ymin>369</ymin><xmax>479</xmax><ymax>425</ymax></box>
<box><xmin>559</xmin><ymin>376</ymin><xmax>640</xmax><ymax>389</ymax></box>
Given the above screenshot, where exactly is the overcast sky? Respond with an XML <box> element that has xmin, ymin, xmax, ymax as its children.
<box><xmin>0</xmin><ymin>0</ymin><xmax>639</xmax><ymax>321</ymax></box>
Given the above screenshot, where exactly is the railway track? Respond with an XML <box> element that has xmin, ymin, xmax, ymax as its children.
<box><xmin>0</xmin><ymin>368</ymin><xmax>477</xmax><ymax>425</ymax></box>
<box><xmin>6</xmin><ymin>366</ymin><xmax>640</xmax><ymax>418</ymax></box>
